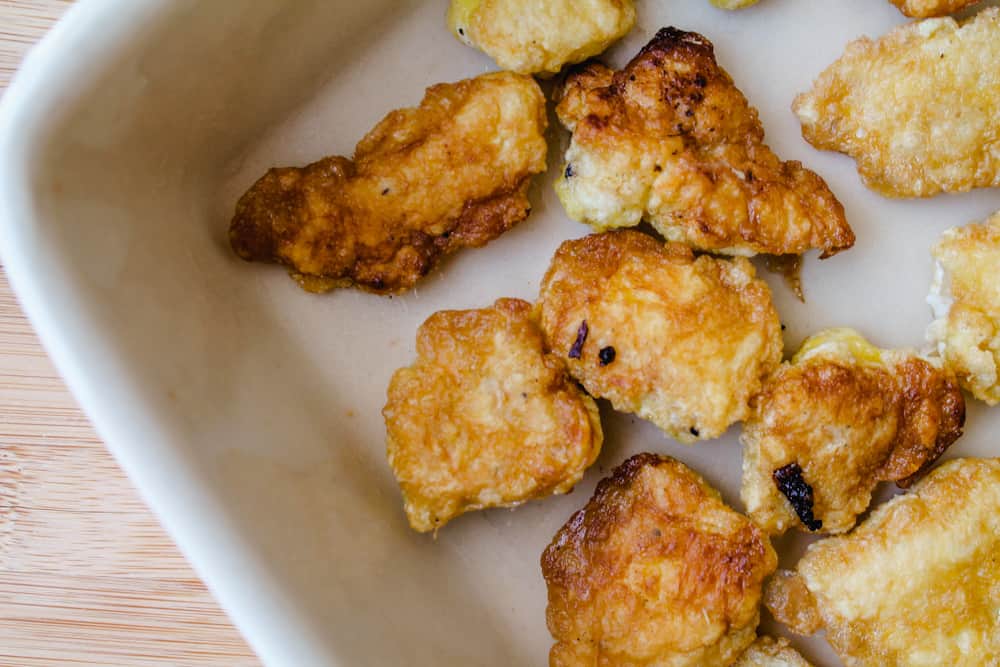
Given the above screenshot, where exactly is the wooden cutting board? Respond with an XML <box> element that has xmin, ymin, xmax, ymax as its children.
<box><xmin>0</xmin><ymin>2</ymin><xmax>259</xmax><ymax>664</ymax></box>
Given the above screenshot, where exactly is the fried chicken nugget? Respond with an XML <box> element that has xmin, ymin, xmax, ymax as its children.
<box><xmin>710</xmin><ymin>0</ymin><xmax>761</xmax><ymax>9</ymax></box>
<box><xmin>766</xmin><ymin>458</ymin><xmax>1000</xmax><ymax>667</ymax></box>
<box><xmin>384</xmin><ymin>298</ymin><xmax>602</xmax><ymax>533</ymax></box>
<box><xmin>536</xmin><ymin>230</ymin><xmax>783</xmax><ymax>444</ymax></box>
<box><xmin>741</xmin><ymin>328</ymin><xmax>965</xmax><ymax>535</ymax></box>
<box><xmin>733</xmin><ymin>637</ymin><xmax>813</xmax><ymax>667</ymax></box>
<box><xmin>542</xmin><ymin>453</ymin><xmax>778</xmax><ymax>667</ymax></box>
<box><xmin>794</xmin><ymin>9</ymin><xmax>1000</xmax><ymax>198</ymax></box>
<box><xmin>230</xmin><ymin>72</ymin><xmax>547</xmax><ymax>294</ymax></box>
<box><xmin>890</xmin><ymin>0</ymin><xmax>981</xmax><ymax>18</ymax></box>
<box><xmin>447</xmin><ymin>0</ymin><xmax>635</xmax><ymax>76</ymax></box>
<box><xmin>928</xmin><ymin>211</ymin><xmax>1000</xmax><ymax>405</ymax></box>
<box><xmin>555</xmin><ymin>28</ymin><xmax>853</xmax><ymax>258</ymax></box>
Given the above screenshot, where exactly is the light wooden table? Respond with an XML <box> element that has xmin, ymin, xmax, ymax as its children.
<box><xmin>0</xmin><ymin>2</ymin><xmax>259</xmax><ymax>664</ymax></box>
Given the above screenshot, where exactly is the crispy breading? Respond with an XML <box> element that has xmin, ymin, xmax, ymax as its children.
<box><xmin>447</xmin><ymin>0</ymin><xmax>635</xmax><ymax>76</ymax></box>
<box><xmin>927</xmin><ymin>211</ymin><xmax>1000</xmax><ymax>405</ymax></box>
<box><xmin>741</xmin><ymin>328</ymin><xmax>965</xmax><ymax>535</ymax></box>
<box><xmin>542</xmin><ymin>454</ymin><xmax>777</xmax><ymax>667</ymax></box>
<box><xmin>890</xmin><ymin>0</ymin><xmax>981</xmax><ymax>18</ymax></box>
<box><xmin>229</xmin><ymin>72</ymin><xmax>547</xmax><ymax>294</ymax></box>
<box><xmin>554</xmin><ymin>28</ymin><xmax>853</xmax><ymax>258</ymax></box>
<box><xmin>383</xmin><ymin>298</ymin><xmax>602</xmax><ymax>532</ymax></box>
<box><xmin>793</xmin><ymin>9</ymin><xmax>1000</xmax><ymax>198</ymax></box>
<box><xmin>733</xmin><ymin>636</ymin><xmax>813</xmax><ymax>667</ymax></box>
<box><xmin>766</xmin><ymin>458</ymin><xmax>1000</xmax><ymax>667</ymax></box>
<box><xmin>765</xmin><ymin>571</ymin><xmax>824</xmax><ymax>638</ymax></box>
<box><xmin>710</xmin><ymin>0</ymin><xmax>760</xmax><ymax>8</ymax></box>
<box><xmin>536</xmin><ymin>230</ymin><xmax>783</xmax><ymax>444</ymax></box>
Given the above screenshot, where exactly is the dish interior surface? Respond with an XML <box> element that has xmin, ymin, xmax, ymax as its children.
<box><xmin>4</xmin><ymin>1</ymin><xmax>1000</xmax><ymax>665</ymax></box>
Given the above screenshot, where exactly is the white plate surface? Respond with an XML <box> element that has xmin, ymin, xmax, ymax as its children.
<box><xmin>1</xmin><ymin>1</ymin><xmax>998</xmax><ymax>665</ymax></box>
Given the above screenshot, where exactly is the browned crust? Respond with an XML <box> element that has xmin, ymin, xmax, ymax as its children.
<box><xmin>543</xmin><ymin>227</ymin><xmax>697</xmax><ymax>285</ymax></box>
<box><xmin>384</xmin><ymin>297</ymin><xmax>603</xmax><ymax>532</ymax></box>
<box><xmin>536</xmin><ymin>229</ymin><xmax>782</xmax><ymax>442</ymax></box>
<box><xmin>230</xmin><ymin>161</ymin><xmax>533</xmax><ymax>295</ymax></box>
<box><xmin>543</xmin><ymin>453</ymin><xmax>775</xmax><ymax>592</ymax></box>
<box><xmin>230</xmin><ymin>157</ymin><xmax>350</xmax><ymax>265</ymax></box>
<box><xmin>890</xmin><ymin>0</ymin><xmax>981</xmax><ymax>18</ymax></box>
<box><xmin>764</xmin><ymin>570</ymin><xmax>823</xmax><ymax>636</ymax></box>
<box><xmin>556</xmin><ymin>27</ymin><xmax>854</xmax><ymax>257</ymax></box>
<box><xmin>542</xmin><ymin>453</ymin><xmax>776</xmax><ymax>665</ymax></box>
<box><xmin>541</xmin><ymin>452</ymin><xmax>664</xmax><ymax>592</ymax></box>
<box><xmin>742</xmin><ymin>347</ymin><xmax>966</xmax><ymax>535</ymax></box>
<box><xmin>885</xmin><ymin>357</ymin><xmax>966</xmax><ymax>486</ymax></box>
<box><xmin>765</xmin><ymin>356</ymin><xmax>965</xmax><ymax>488</ymax></box>
<box><xmin>229</xmin><ymin>73</ymin><xmax>546</xmax><ymax>294</ymax></box>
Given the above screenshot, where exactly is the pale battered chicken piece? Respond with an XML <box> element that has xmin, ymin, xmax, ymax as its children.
<box><xmin>710</xmin><ymin>0</ymin><xmax>760</xmax><ymax>8</ymax></box>
<box><xmin>766</xmin><ymin>458</ymin><xmax>1000</xmax><ymax>667</ymax></box>
<box><xmin>794</xmin><ymin>9</ymin><xmax>1000</xmax><ymax>198</ymax></box>
<box><xmin>733</xmin><ymin>636</ymin><xmax>812</xmax><ymax>667</ymax></box>
<box><xmin>554</xmin><ymin>28</ymin><xmax>853</xmax><ymax>258</ymax></box>
<box><xmin>890</xmin><ymin>0</ymin><xmax>981</xmax><ymax>18</ymax></box>
<box><xmin>741</xmin><ymin>328</ymin><xmax>965</xmax><ymax>535</ymax></box>
<box><xmin>927</xmin><ymin>211</ymin><xmax>1000</xmax><ymax>405</ymax></box>
<box><xmin>447</xmin><ymin>0</ymin><xmax>635</xmax><ymax>76</ymax></box>
<box><xmin>536</xmin><ymin>231</ymin><xmax>783</xmax><ymax>444</ymax></box>
<box><xmin>542</xmin><ymin>454</ymin><xmax>778</xmax><ymax>667</ymax></box>
<box><xmin>384</xmin><ymin>298</ymin><xmax>602</xmax><ymax>533</ymax></box>
<box><xmin>230</xmin><ymin>72</ymin><xmax>547</xmax><ymax>294</ymax></box>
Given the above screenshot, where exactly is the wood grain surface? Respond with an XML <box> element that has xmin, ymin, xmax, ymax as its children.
<box><xmin>0</xmin><ymin>1</ymin><xmax>259</xmax><ymax>664</ymax></box>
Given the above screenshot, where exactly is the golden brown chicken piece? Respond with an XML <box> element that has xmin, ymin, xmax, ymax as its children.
<box><xmin>890</xmin><ymin>0</ymin><xmax>981</xmax><ymax>17</ymax></box>
<box><xmin>741</xmin><ymin>328</ymin><xmax>965</xmax><ymax>535</ymax></box>
<box><xmin>384</xmin><ymin>298</ymin><xmax>602</xmax><ymax>533</ymax></box>
<box><xmin>229</xmin><ymin>72</ymin><xmax>547</xmax><ymax>294</ymax></box>
<box><xmin>710</xmin><ymin>0</ymin><xmax>761</xmax><ymax>8</ymax></box>
<box><xmin>794</xmin><ymin>9</ymin><xmax>1000</xmax><ymax>198</ymax></box>
<box><xmin>766</xmin><ymin>458</ymin><xmax>1000</xmax><ymax>667</ymax></box>
<box><xmin>733</xmin><ymin>636</ymin><xmax>813</xmax><ymax>667</ymax></box>
<box><xmin>536</xmin><ymin>230</ymin><xmax>783</xmax><ymax>444</ymax></box>
<box><xmin>542</xmin><ymin>453</ymin><xmax>777</xmax><ymax>667</ymax></box>
<box><xmin>928</xmin><ymin>211</ymin><xmax>1000</xmax><ymax>405</ymax></box>
<box><xmin>447</xmin><ymin>0</ymin><xmax>636</xmax><ymax>76</ymax></box>
<box><xmin>554</xmin><ymin>28</ymin><xmax>853</xmax><ymax>258</ymax></box>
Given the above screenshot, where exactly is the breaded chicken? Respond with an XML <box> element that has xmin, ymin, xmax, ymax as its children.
<box><xmin>793</xmin><ymin>9</ymin><xmax>1000</xmax><ymax>198</ymax></box>
<box><xmin>741</xmin><ymin>328</ymin><xmax>965</xmax><ymax>535</ymax></box>
<box><xmin>766</xmin><ymin>458</ymin><xmax>1000</xmax><ymax>667</ymax></box>
<box><xmin>928</xmin><ymin>211</ymin><xmax>1000</xmax><ymax>405</ymax></box>
<box><xmin>447</xmin><ymin>0</ymin><xmax>635</xmax><ymax>76</ymax></box>
<box><xmin>710</xmin><ymin>0</ymin><xmax>760</xmax><ymax>8</ymax></box>
<box><xmin>384</xmin><ymin>298</ymin><xmax>602</xmax><ymax>532</ymax></box>
<box><xmin>536</xmin><ymin>230</ymin><xmax>783</xmax><ymax>444</ymax></box>
<box><xmin>890</xmin><ymin>0</ymin><xmax>981</xmax><ymax>18</ymax></box>
<box><xmin>554</xmin><ymin>28</ymin><xmax>853</xmax><ymax>258</ymax></box>
<box><xmin>542</xmin><ymin>454</ymin><xmax>777</xmax><ymax>667</ymax></box>
<box><xmin>230</xmin><ymin>72</ymin><xmax>547</xmax><ymax>294</ymax></box>
<box><xmin>733</xmin><ymin>636</ymin><xmax>812</xmax><ymax>667</ymax></box>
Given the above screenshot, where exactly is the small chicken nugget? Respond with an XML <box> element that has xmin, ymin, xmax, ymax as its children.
<box><xmin>890</xmin><ymin>0</ymin><xmax>981</xmax><ymax>18</ymax></box>
<box><xmin>230</xmin><ymin>72</ymin><xmax>547</xmax><ymax>294</ymax></box>
<box><xmin>542</xmin><ymin>453</ymin><xmax>777</xmax><ymax>667</ymax></box>
<box><xmin>741</xmin><ymin>328</ymin><xmax>965</xmax><ymax>535</ymax></box>
<box><xmin>384</xmin><ymin>298</ymin><xmax>602</xmax><ymax>532</ymax></box>
<box><xmin>766</xmin><ymin>458</ymin><xmax>1000</xmax><ymax>667</ymax></box>
<box><xmin>710</xmin><ymin>0</ymin><xmax>761</xmax><ymax>9</ymax></box>
<box><xmin>794</xmin><ymin>9</ymin><xmax>1000</xmax><ymax>197</ymax></box>
<box><xmin>447</xmin><ymin>0</ymin><xmax>635</xmax><ymax>76</ymax></box>
<box><xmin>537</xmin><ymin>230</ymin><xmax>783</xmax><ymax>444</ymax></box>
<box><xmin>733</xmin><ymin>636</ymin><xmax>813</xmax><ymax>667</ymax></box>
<box><xmin>928</xmin><ymin>211</ymin><xmax>1000</xmax><ymax>404</ymax></box>
<box><xmin>555</xmin><ymin>28</ymin><xmax>853</xmax><ymax>258</ymax></box>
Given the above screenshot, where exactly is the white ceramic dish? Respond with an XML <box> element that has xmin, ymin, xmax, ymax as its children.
<box><xmin>1</xmin><ymin>1</ymin><xmax>998</xmax><ymax>665</ymax></box>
